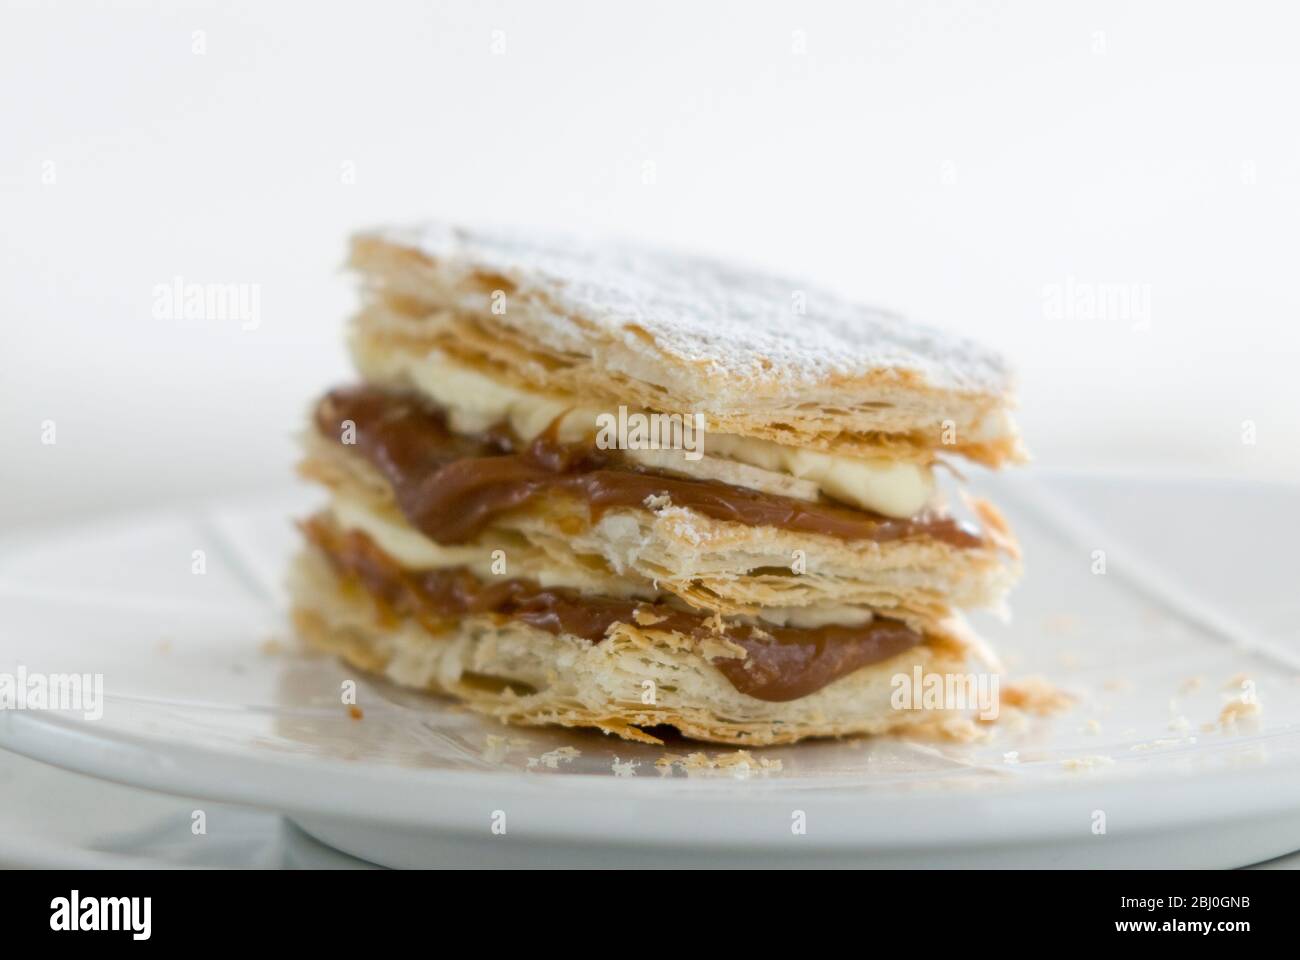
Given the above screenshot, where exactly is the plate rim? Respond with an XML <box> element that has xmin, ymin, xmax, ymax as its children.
<box><xmin>6</xmin><ymin>707</ymin><xmax>1300</xmax><ymax>850</ymax></box>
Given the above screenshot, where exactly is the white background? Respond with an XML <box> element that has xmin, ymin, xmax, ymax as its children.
<box><xmin>3</xmin><ymin>0</ymin><xmax>1298</xmax><ymax>530</ymax></box>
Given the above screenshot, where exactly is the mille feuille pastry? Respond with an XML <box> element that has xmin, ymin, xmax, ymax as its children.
<box><xmin>290</xmin><ymin>222</ymin><xmax>1024</xmax><ymax>745</ymax></box>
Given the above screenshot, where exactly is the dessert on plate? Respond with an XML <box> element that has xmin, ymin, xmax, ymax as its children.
<box><xmin>290</xmin><ymin>222</ymin><xmax>1024</xmax><ymax>745</ymax></box>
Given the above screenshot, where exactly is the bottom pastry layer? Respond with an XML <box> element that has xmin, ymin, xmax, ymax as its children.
<box><xmin>289</xmin><ymin>549</ymin><xmax>976</xmax><ymax>746</ymax></box>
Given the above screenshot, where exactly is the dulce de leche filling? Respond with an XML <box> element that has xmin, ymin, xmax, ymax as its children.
<box><xmin>314</xmin><ymin>385</ymin><xmax>983</xmax><ymax>548</ymax></box>
<box><xmin>302</xmin><ymin>516</ymin><xmax>924</xmax><ymax>702</ymax></box>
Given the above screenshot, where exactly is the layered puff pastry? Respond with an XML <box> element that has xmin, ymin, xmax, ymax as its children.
<box><xmin>290</xmin><ymin>222</ymin><xmax>1024</xmax><ymax>745</ymax></box>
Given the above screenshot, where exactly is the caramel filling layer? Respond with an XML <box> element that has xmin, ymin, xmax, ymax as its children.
<box><xmin>303</xmin><ymin>517</ymin><xmax>925</xmax><ymax>702</ymax></box>
<box><xmin>314</xmin><ymin>385</ymin><xmax>983</xmax><ymax>548</ymax></box>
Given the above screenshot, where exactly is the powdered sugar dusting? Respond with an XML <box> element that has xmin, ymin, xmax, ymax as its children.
<box><xmin>371</xmin><ymin>222</ymin><xmax>1013</xmax><ymax>397</ymax></box>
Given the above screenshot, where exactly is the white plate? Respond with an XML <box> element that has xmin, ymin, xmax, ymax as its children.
<box><xmin>2</xmin><ymin>473</ymin><xmax>1299</xmax><ymax>868</ymax></box>
<box><xmin>0</xmin><ymin>749</ymin><xmax>372</xmax><ymax>869</ymax></box>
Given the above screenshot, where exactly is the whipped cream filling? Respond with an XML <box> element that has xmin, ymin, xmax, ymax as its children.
<box><xmin>329</xmin><ymin>497</ymin><xmax>649</xmax><ymax>599</ymax></box>
<box><xmin>351</xmin><ymin>340</ymin><xmax>935</xmax><ymax>518</ymax></box>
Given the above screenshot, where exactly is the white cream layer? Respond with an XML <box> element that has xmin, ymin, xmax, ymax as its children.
<box><xmin>329</xmin><ymin>497</ymin><xmax>646</xmax><ymax>598</ymax></box>
<box><xmin>351</xmin><ymin>341</ymin><xmax>935</xmax><ymax>519</ymax></box>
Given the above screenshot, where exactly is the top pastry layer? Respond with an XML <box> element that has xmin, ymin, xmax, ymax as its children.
<box><xmin>348</xmin><ymin>223</ymin><xmax>1026</xmax><ymax>466</ymax></box>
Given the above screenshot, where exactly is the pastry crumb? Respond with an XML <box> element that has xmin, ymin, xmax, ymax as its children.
<box><xmin>481</xmin><ymin>734</ymin><xmax>531</xmax><ymax>762</ymax></box>
<box><xmin>907</xmin><ymin>713</ymin><xmax>993</xmax><ymax>742</ymax></box>
<box><xmin>526</xmin><ymin>746</ymin><xmax>581</xmax><ymax>769</ymax></box>
<box><xmin>1217</xmin><ymin>699</ymin><xmax>1261</xmax><ymax>728</ymax></box>
<box><xmin>654</xmin><ymin>749</ymin><xmax>781</xmax><ymax>776</ymax></box>
<box><xmin>1062</xmin><ymin>755</ymin><xmax>1115</xmax><ymax>771</ymax></box>
<box><xmin>654</xmin><ymin>752</ymin><xmax>683</xmax><ymax>775</ymax></box>
<box><xmin>1002</xmin><ymin>676</ymin><xmax>1073</xmax><ymax>714</ymax></box>
<box><xmin>611</xmin><ymin>757</ymin><xmax>639</xmax><ymax>777</ymax></box>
